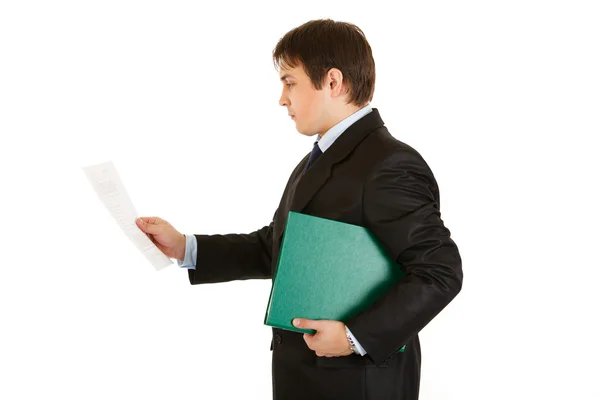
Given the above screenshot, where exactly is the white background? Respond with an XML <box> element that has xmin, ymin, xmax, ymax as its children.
<box><xmin>1</xmin><ymin>1</ymin><xmax>599</xmax><ymax>399</ymax></box>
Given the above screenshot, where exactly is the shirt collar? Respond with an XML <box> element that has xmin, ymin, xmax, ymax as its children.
<box><xmin>316</xmin><ymin>103</ymin><xmax>373</xmax><ymax>152</ymax></box>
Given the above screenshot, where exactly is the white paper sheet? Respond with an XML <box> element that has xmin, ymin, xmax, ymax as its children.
<box><xmin>82</xmin><ymin>160</ymin><xmax>172</xmax><ymax>271</ymax></box>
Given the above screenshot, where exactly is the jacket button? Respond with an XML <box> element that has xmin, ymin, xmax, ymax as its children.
<box><xmin>275</xmin><ymin>334</ymin><xmax>282</xmax><ymax>344</ymax></box>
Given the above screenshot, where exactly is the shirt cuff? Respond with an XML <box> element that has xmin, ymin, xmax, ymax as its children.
<box><xmin>345</xmin><ymin>325</ymin><xmax>367</xmax><ymax>356</ymax></box>
<box><xmin>176</xmin><ymin>233</ymin><xmax>197</xmax><ymax>269</ymax></box>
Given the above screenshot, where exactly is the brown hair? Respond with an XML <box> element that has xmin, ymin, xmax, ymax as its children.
<box><xmin>272</xmin><ymin>19</ymin><xmax>376</xmax><ymax>107</ymax></box>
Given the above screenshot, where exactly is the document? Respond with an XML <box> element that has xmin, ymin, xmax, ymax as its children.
<box><xmin>82</xmin><ymin>160</ymin><xmax>172</xmax><ymax>271</ymax></box>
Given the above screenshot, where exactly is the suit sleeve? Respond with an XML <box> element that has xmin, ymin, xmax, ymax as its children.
<box><xmin>344</xmin><ymin>151</ymin><xmax>463</xmax><ymax>366</ymax></box>
<box><xmin>187</xmin><ymin>209</ymin><xmax>277</xmax><ymax>284</ymax></box>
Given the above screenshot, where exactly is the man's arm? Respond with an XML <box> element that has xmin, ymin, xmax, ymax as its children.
<box><xmin>184</xmin><ymin>209</ymin><xmax>278</xmax><ymax>285</ymax></box>
<box><xmin>344</xmin><ymin>151</ymin><xmax>463</xmax><ymax>365</ymax></box>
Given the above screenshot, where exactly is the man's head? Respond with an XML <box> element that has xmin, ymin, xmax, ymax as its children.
<box><xmin>273</xmin><ymin>19</ymin><xmax>376</xmax><ymax>137</ymax></box>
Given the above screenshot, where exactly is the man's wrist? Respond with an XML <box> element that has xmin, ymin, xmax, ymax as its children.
<box><xmin>177</xmin><ymin>233</ymin><xmax>186</xmax><ymax>261</ymax></box>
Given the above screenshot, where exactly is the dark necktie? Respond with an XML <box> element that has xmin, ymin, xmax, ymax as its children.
<box><xmin>303</xmin><ymin>140</ymin><xmax>323</xmax><ymax>172</ymax></box>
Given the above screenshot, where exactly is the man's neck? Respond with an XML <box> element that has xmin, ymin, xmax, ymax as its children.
<box><xmin>318</xmin><ymin>104</ymin><xmax>366</xmax><ymax>137</ymax></box>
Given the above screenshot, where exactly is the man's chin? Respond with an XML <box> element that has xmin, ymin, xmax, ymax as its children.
<box><xmin>296</xmin><ymin>129</ymin><xmax>319</xmax><ymax>138</ymax></box>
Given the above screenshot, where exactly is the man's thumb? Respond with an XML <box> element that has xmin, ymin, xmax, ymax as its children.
<box><xmin>136</xmin><ymin>218</ymin><xmax>152</xmax><ymax>232</ymax></box>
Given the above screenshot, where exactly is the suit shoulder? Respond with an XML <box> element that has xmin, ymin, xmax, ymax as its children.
<box><xmin>360</xmin><ymin>127</ymin><xmax>439</xmax><ymax>186</ymax></box>
<box><xmin>363</xmin><ymin>127</ymin><xmax>427</xmax><ymax>164</ymax></box>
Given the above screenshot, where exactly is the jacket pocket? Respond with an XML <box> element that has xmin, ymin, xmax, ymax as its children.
<box><xmin>315</xmin><ymin>353</ymin><xmax>389</xmax><ymax>369</ymax></box>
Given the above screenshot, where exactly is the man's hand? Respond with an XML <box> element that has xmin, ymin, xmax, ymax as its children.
<box><xmin>136</xmin><ymin>216</ymin><xmax>186</xmax><ymax>260</ymax></box>
<box><xmin>293</xmin><ymin>318</ymin><xmax>353</xmax><ymax>357</ymax></box>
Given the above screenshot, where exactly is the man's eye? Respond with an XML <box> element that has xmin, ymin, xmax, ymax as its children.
<box><xmin>286</xmin><ymin>83</ymin><xmax>293</xmax><ymax>88</ymax></box>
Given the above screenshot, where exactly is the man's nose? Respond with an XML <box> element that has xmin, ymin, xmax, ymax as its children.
<box><xmin>279</xmin><ymin>92</ymin><xmax>288</xmax><ymax>107</ymax></box>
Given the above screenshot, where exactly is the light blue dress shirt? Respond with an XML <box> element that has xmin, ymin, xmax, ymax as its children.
<box><xmin>178</xmin><ymin>104</ymin><xmax>373</xmax><ymax>356</ymax></box>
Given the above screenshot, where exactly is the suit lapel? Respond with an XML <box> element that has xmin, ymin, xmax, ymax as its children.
<box><xmin>274</xmin><ymin>108</ymin><xmax>385</xmax><ymax>244</ymax></box>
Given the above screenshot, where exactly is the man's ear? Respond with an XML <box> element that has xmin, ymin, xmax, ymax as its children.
<box><xmin>327</xmin><ymin>68</ymin><xmax>345</xmax><ymax>96</ymax></box>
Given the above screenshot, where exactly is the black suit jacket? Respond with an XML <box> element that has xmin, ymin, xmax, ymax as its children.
<box><xmin>188</xmin><ymin>108</ymin><xmax>462</xmax><ymax>400</ymax></box>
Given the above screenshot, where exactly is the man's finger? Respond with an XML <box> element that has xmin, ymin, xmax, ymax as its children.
<box><xmin>139</xmin><ymin>216</ymin><xmax>161</xmax><ymax>224</ymax></box>
<box><xmin>294</xmin><ymin>318</ymin><xmax>321</xmax><ymax>330</ymax></box>
<box><xmin>136</xmin><ymin>218</ymin><xmax>160</xmax><ymax>234</ymax></box>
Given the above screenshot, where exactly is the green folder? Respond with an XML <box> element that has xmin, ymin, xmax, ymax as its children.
<box><xmin>264</xmin><ymin>211</ymin><xmax>406</xmax><ymax>353</ymax></box>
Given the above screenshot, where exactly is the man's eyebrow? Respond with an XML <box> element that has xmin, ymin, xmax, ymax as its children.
<box><xmin>280</xmin><ymin>74</ymin><xmax>295</xmax><ymax>81</ymax></box>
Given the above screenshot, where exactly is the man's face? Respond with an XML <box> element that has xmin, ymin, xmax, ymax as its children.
<box><xmin>278</xmin><ymin>64</ymin><xmax>330</xmax><ymax>137</ymax></box>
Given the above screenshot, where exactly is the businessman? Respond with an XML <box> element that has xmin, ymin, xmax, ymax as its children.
<box><xmin>136</xmin><ymin>18</ymin><xmax>462</xmax><ymax>400</ymax></box>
